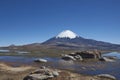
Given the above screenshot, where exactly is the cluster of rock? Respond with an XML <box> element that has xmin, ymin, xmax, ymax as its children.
<box><xmin>62</xmin><ymin>50</ymin><xmax>101</xmax><ymax>61</ymax></box>
<box><xmin>23</xmin><ymin>66</ymin><xmax>59</xmax><ymax>80</ymax></box>
<box><xmin>62</xmin><ymin>50</ymin><xmax>117</xmax><ymax>62</ymax></box>
<box><xmin>23</xmin><ymin>66</ymin><xmax>116</xmax><ymax>80</ymax></box>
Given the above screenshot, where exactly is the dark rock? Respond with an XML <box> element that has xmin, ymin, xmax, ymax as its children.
<box><xmin>76</xmin><ymin>50</ymin><xmax>101</xmax><ymax>59</ymax></box>
<box><xmin>76</xmin><ymin>51</ymin><xmax>95</xmax><ymax>58</ymax></box>
<box><xmin>74</xmin><ymin>55</ymin><xmax>83</xmax><ymax>61</ymax></box>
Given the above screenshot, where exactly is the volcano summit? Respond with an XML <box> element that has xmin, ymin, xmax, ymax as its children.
<box><xmin>42</xmin><ymin>30</ymin><xmax>120</xmax><ymax>50</ymax></box>
<box><xmin>6</xmin><ymin>30</ymin><xmax>120</xmax><ymax>51</ymax></box>
<box><xmin>56</xmin><ymin>30</ymin><xmax>79</xmax><ymax>39</ymax></box>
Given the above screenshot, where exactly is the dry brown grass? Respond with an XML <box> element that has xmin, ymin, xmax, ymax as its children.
<box><xmin>0</xmin><ymin>63</ymin><xmax>36</xmax><ymax>80</ymax></box>
<box><xmin>0</xmin><ymin>63</ymin><xmax>92</xmax><ymax>80</ymax></box>
<box><xmin>0</xmin><ymin>63</ymin><xmax>33</xmax><ymax>72</ymax></box>
<box><xmin>0</xmin><ymin>63</ymin><xmax>116</xmax><ymax>80</ymax></box>
<box><xmin>48</xmin><ymin>71</ymin><xmax>94</xmax><ymax>80</ymax></box>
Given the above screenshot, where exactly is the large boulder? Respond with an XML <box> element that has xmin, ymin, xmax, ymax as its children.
<box><xmin>76</xmin><ymin>50</ymin><xmax>101</xmax><ymax>59</ymax></box>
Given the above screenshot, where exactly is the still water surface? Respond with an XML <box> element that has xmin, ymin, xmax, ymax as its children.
<box><xmin>0</xmin><ymin>52</ymin><xmax>120</xmax><ymax>79</ymax></box>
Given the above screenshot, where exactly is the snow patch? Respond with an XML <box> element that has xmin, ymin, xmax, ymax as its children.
<box><xmin>56</xmin><ymin>30</ymin><xmax>79</xmax><ymax>39</ymax></box>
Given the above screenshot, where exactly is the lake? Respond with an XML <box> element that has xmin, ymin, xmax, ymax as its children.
<box><xmin>0</xmin><ymin>52</ymin><xmax>120</xmax><ymax>79</ymax></box>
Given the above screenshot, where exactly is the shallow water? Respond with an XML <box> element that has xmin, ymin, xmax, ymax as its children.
<box><xmin>0</xmin><ymin>52</ymin><xmax>120</xmax><ymax>79</ymax></box>
<box><xmin>102</xmin><ymin>52</ymin><xmax>120</xmax><ymax>59</ymax></box>
<box><xmin>0</xmin><ymin>49</ymin><xmax>9</xmax><ymax>53</ymax></box>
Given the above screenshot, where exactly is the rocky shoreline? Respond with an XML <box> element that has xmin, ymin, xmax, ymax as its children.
<box><xmin>0</xmin><ymin>63</ymin><xmax>116</xmax><ymax>80</ymax></box>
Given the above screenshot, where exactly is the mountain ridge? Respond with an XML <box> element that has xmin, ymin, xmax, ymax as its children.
<box><xmin>1</xmin><ymin>30</ymin><xmax>120</xmax><ymax>51</ymax></box>
<box><xmin>41</xmin><ymin>30</ymin><xmax>120</xmax><ymax>50</ymax></box>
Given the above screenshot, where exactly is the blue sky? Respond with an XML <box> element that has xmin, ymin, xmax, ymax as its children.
<box><xmin>0</xmin><ymin>0</ymin><xmax>120</xmax><ymax>46</ymax></box>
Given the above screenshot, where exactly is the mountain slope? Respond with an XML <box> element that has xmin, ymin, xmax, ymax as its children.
<box><xmin>3</xmin><ymin>30</ymin><xmax>120</xmax><ymax>51</ymax></box>
<box><xmin>42</xmin><ymin>30</ymin><xmax>120</xmax><ymax>50</ymax></box>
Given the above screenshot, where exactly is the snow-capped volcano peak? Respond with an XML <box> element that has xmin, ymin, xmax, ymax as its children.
<box><xmin>56</xmin><ymin>30</ymin><xmax>79</xmax><ymax>39</ymax></box>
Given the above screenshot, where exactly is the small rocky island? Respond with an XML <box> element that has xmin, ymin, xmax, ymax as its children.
<box><xmin>61</xmin><ymin>50</ymin><xmax>116</xmax><ymax>62</ymax></box>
